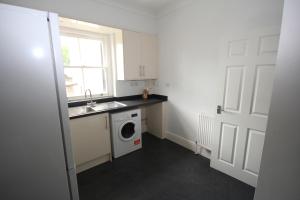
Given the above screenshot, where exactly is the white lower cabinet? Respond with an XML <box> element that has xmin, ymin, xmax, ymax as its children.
<box><xmin>69</xmin><ymin>113</ymin><xmax>111</xmax><ymax>173</ymax></box>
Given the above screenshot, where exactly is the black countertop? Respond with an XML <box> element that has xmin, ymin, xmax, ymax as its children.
<box><xmin>68</xmin><ymin>94</ymin><xmax>167</xmax><ymax>119</ymax></box>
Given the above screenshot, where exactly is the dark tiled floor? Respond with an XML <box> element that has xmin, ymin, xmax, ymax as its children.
<box><xmin>77</xmin><ymin>133</ymin><xmax>255</xmax><ymax>200</ymax></box>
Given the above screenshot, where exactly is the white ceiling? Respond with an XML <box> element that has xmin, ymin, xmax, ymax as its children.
<box><xmin>100</xmin><ymin>0</ymin><xmax>181</xmax><ymax>16</ymax></box>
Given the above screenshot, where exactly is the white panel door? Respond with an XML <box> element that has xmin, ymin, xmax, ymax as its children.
<box><xmin>211</xmin><ymin>27</ymin><xmax>280</xmax><ymax>187</ymax></box>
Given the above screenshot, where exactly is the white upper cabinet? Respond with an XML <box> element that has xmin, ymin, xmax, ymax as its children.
<box><xmin>122</xmin><ymin>30</ymin><xmax>142</xmax><ymax>80</ymax></box>
<box><xmin>141</xmin><ymin>33</ymin><xmax>158</xmax><ymax>79</ymax></box>
<box><xmin>119</xmin><ymin>30</ymin><xmax>158</xmax><ymax>80</ymax></box>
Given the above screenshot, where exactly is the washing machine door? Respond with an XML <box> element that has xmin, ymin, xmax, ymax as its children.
<box><xmin>119</xmin><ymin>121</ymin><xmax>136</xmax><ymax>141</ymax></box>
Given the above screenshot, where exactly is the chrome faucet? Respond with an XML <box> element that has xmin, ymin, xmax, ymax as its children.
<box><xmin>85</xmin><ymin>89</ymin><xmax>96</xmax><ymax>107</ymax></box>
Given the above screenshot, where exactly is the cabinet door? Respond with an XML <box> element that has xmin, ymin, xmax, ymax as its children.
<box><xmin>69</xmin><ymin>113</ymin><xmax>111</xmax><ymax>166</ymax></box>
<box><xmin>141</xmin><ymin>33</ymin><xmax>158</xmax><ymax>79</ymax></box>
<box><xmin>123</xmin><ymin>30</ymin><xmax>142</xmax><ymax>80</ymax></box>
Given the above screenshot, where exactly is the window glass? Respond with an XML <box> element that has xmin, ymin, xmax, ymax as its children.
<box><xmin>83</xmin><ymin>68</ymin><xmax>106</xmax><ymax>95</ymax></box>
<box><xmin>79</xmin><ymin>38</ymin><xmax>103</xmax><ymax>67</ymax></box>
<box><xmin>64</xmin><ymin>68</ymin><xmax>84</xmax><ymax>97</ymax></box>
<box><xmin>60</xmin><ymin>36</ymin><xmax>81</xmax><ymax>66</ymax></box>
<box><xmin>59</xmin><ymin>17</ymin><xmax>121</xmax><ymax>100</ymax></box>
<box><xmin>60</xmin><ymin>34</ymin><xmax>111</xmax><ymax>99</ymax></box>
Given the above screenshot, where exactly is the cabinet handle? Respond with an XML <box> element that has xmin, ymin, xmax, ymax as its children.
<box><xmin>143</xmin><ymin>66</ymin><xmax>145</xmax><ymax>77</ymax></box>
<box><xmin>105</xmin><ymin>116</ymin><xmax>108</xmax><ymax>129</ymax></box>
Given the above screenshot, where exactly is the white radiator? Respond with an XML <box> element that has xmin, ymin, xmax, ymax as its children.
<box><xmin>196</xmin><ymin>113</ymin><xmax>214</xmax><ymax>152</ymax></box>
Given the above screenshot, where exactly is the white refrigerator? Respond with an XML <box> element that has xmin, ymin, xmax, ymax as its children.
<box><xmin>0</xmin><ymin>4</ymin><xmax>79</xmax><ymax>200</ymax></box>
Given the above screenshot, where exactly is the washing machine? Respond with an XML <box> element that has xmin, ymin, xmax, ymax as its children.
<box><xmin>110</xmin><ymin>109</ymin><xmax>142</xmax><ymax>158</ymax></box>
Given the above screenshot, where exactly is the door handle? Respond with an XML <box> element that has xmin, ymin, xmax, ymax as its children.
<box><xmin>217</xmin><ymin>105</ymin><xmax>224</xmax><ymax>114</ymax></box>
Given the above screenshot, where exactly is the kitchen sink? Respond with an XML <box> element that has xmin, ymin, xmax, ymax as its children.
<box><xmin>90</xmin><ymin>101</ymin><xmax>127</xmax><ymax>112</ymax></box>
<box><xmin>85</xmin><ymin>106</ymin><xmax>95</xmax><ymax>112</ymax></box>
<box><xmin>70</xmin><ymin>106</ymin><xmax>95</xmax><ymax>117</ymax></box>
<box><xmin>69</xmin><ymin>101</ymin><xmax>127</xmax><ymax>118</ymax></box>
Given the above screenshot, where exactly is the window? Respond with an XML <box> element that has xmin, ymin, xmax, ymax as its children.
<box><xmin>60</xmin><ymin>18</ymin><xmax>113</xmax><ymax>100</ymax></box>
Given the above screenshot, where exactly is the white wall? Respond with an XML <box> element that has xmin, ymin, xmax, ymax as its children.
<box><xmin>0</xmin><ymin>0</ymin><xmax>156</xmax><ymax>97</ymax></box>
<box><xmin>255</xmin><ymin>0</ymin><xmax>300</xmax><ymax>199</ymax></box>
<box><xmin>155</xmin><ymin>0</ymin><xmax>284</xmax><ymax>142</ymax></box>
<box><xmin>115</xmin><ymin>80</ymin><xmax>146</xmax><ymax>97</ymax></box>
<box><xmin>0</xmin><ymin>0</ymin><xmax>156</xmax><ymax>34</ymax></box>
<box><xmin>1</xmin><ymin>0</ymin><xmax>285</xmax><ymax>127</ymax></box>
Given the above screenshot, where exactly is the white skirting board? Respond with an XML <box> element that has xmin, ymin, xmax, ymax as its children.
<box><xmin>75</xmin><ymin>154</ymin><xmax>111</xmax><ymax>174</ymax></box>
<box><xmin>165</xmin><ymin>131</ymin><xmax>211</xmax><ymax>159</ymax></box>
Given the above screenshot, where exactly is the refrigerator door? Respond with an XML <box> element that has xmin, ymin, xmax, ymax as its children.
<box><xmin>0</xmin><ymin>4</ymin><xmax>71</xmax><ymax>200</ymax></box>
<box><xmin>48</xmin><ymin>12</ymin><xmax>80</xmax><ymax>200</ymax></box>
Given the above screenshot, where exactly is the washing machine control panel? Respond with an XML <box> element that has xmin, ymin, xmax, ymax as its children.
<box><xmin>131</xmin><ymin>113</ymin><xmax>138</xmax><ymax>117</ymax></box>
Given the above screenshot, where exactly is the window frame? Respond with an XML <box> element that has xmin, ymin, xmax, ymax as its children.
<box><xmin>60</xmin><ymin>27</ymin><xmax>114</xmax><ymax>101</ymax></box>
